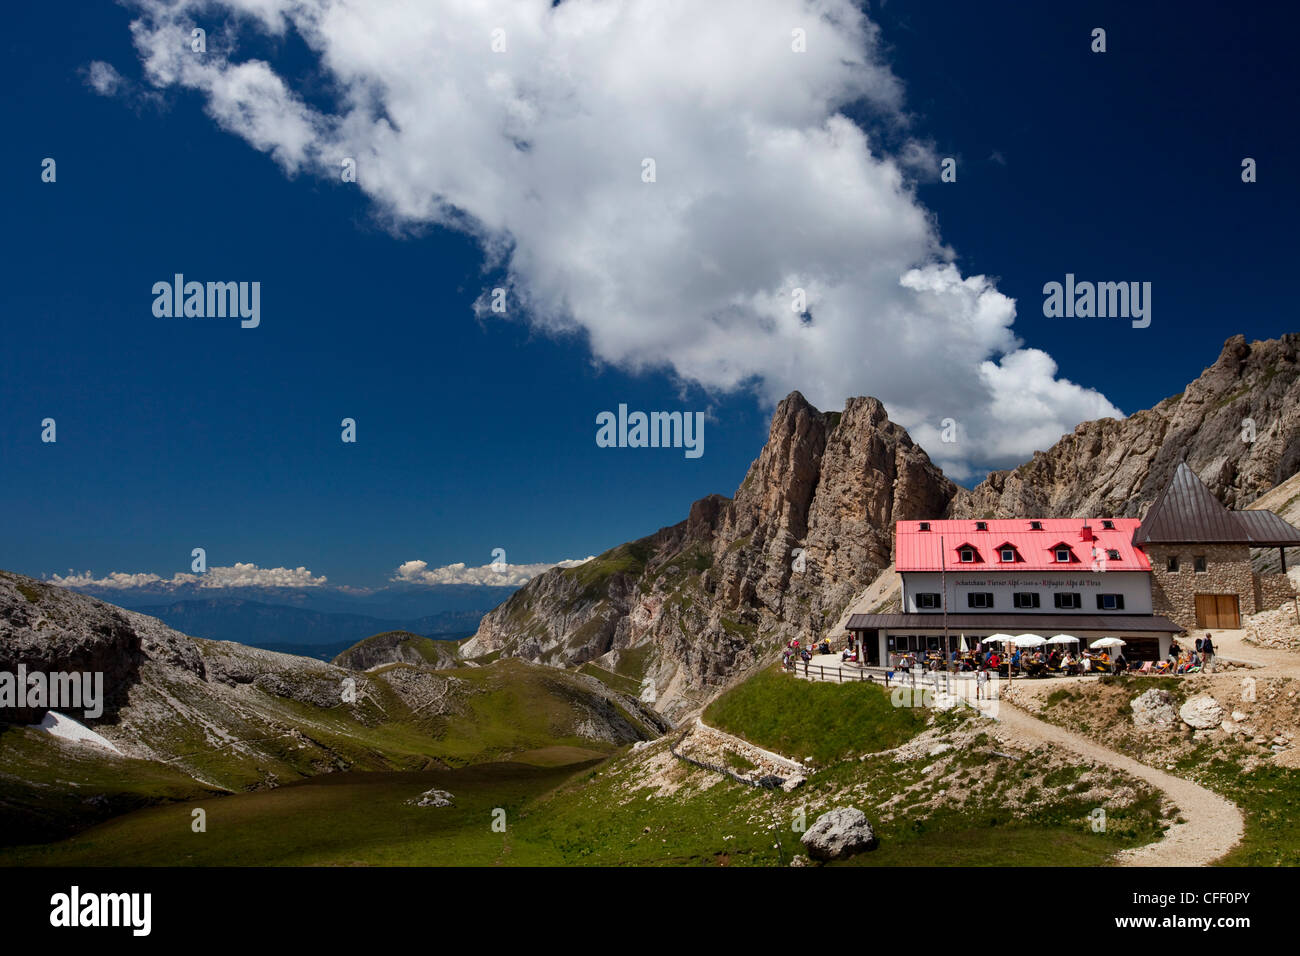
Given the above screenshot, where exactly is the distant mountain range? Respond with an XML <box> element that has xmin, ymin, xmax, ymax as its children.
<box><xmin>52</xmin><ymin>581</ymin><xmax>517</xmax><ymax>652</ymax></box>
<box><xmin>125</xmin><ymin>598</ymin><xmax>486</xmax><ymax>651</ymax></box>
<box><xmin>75</xmin><ymin>582</ymin><xmax>513</xmax><ymax>620</ymax></box>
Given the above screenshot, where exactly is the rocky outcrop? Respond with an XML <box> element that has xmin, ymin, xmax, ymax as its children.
<box><xmin>800</xmin><ymin>806</ymin><xmax>877</xmax><ymax>860</ymax></box>
<box><xmin>467</xmin><ymin>393</ymin><xmax>958</xmax><ymax>721</ymax></box>
<box><xmin>950</xmin><ymin>335</ymin><xmax>1300</xmax><ymax>520</ymax></box>
<box><xmin>332</xmin><ymin>630</ymin><xmax>460</xmax><ymax>671</ymax></box>
<box><xmin>1180</xmin><ymin>695</ymin><xmax>1225</xmax><ymax>730</ymax></box>
<box><xmin>0</xmin><ymin>572</ymin><xmax>145</xmax><ymax>723</ymax></box>
<box><xmin>407</xmin><ymin>788</ymin><xmax>454</xmax><ymax>808</ymax></box>
<box><xmin>1130</xmin><ymin>688</ymin><xmax>1178</xmax><ymax>731</ymax></box>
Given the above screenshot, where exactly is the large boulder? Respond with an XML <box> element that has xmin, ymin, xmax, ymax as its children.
<box><xmin>1179</xmin><ymin>695</ymin><xmax>1224</xmax><ymax>730</ymax></box>
<box><xmin>800</xmin><ymin>807</ymin><xmax>877</xmax><ymax>861</ymax></box>
<box><xmin>1130</xmin><ymin>688</ymin><xmax>1178</xmax><ymax>730</ymax></box>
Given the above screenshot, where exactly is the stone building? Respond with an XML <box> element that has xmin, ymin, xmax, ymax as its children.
<box><xmin>1135</xmin><ymin>462</ymin><xmax>1300</xmax><ymax>630</ymax></box>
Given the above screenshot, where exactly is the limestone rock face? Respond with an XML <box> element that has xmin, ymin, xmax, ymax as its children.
<box><xmin>1180</xmin><ymin>695</ymin><xmax>1225</xmax><ymax>730</ymax></box>
<box><xmin>800</xmin><ymin>806</ymin><xmax>877</xmax><ymax>860</ymax></box>
<box><xmin>468</xmin><ymin>393</ymin><xmax>957</xmax><ymax>721</ymax></box>
<box><xmin>1131</xmin><ymin>689</ymin><xmax>1178</xmax><ymax>731</ymax></box>
<box><xmin>950</xmin><ymin>335</ymin><xmax>1300</xmax><ymax>520</ymax></box>
<box><xmin>0</xmin><ymin>572</ymin><xmax>143</xmax><ymax>723</ymax></box>
<box><xmin>332</xmin><ymin>631</ymin><xmax>459</xmax><ymax>671</ymax></box>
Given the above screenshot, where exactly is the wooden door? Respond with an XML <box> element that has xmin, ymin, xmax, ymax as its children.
<box><xmin>1215</xmin><ymin>594</ymin><xmax>1240</xmax><ymax>628</ymax></box>
<box><xmin>1195</xmin><ymin>594</ymin><xmax>1240</xmax><ymax>628</ymax></box>
<box><xmin>1194</xmin><ymin>594</ymin><xmax>1215</xmax><ymax>628</ymax></box>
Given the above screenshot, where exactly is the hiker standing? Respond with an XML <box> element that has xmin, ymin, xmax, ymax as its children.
<box><xmin>1203</xmin><ymin>633</ymin><xmax>1216</xmax><ymax>672</ymax></box>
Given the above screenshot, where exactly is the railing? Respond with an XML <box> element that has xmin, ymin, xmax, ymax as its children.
<box><xmin>788</xmin><ymin>660</ymin><xmax>966</xmax><ymax>696</ymax></box>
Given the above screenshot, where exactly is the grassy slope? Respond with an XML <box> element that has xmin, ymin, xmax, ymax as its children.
<box><xmin>331</xmin><ymin>630</ymin><xmax>463</xmax><ymax>669</ymax></box>
<box><xmin>0</xmin><ymin>726</ymin><xmax>219</xmax><ymax>845</ymax></box>
<box><xmin>703</xmin><ymin>667</ymin><xmax>926</xmax><ymax>763</ymax></box>
<box><xmin>493</xmin><ymin>700</ymin><xmax>1166</xmax><ymax>867</ymax></box>
<box><xmin>0</xmin><ymin>762</ymin><xmax>596</xmax><ymax>867</ymax></box>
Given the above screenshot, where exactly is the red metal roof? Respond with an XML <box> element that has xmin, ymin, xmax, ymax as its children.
<box><xmin>896</xmin><ymin>518</ymin><xmax>1150</xmax><ymax>572</ymax></box>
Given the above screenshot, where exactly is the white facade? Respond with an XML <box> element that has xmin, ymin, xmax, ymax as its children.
<box><xmin>901</xmin><ymin>570</ymin><xmax>1154</xmax><ymax>616</ymax></box>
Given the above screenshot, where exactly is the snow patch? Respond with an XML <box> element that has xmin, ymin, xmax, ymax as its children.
<box><xmin>29</xmin><ymin>711</ymin><xmax>123</xmax><ymax>755</ymax></box>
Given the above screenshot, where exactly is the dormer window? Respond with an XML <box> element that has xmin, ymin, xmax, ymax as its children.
<box><xmin>1029</xmin><ymin>521</ymin><xmax>1043</xmax><ymax>531</ymax></box>
<box><xmin>1000</xmin><ymin>547</ymin><xmax>1016</xmax><ymax>562</ymax></box>
<box><xmin>918</xmin><ymin>522</ymin><xmax>930</xmax><ymax>531</ymax></box>
<box><xmin>959</xmin><ymin>546</ymin><xmax>976</xmax><ymax>563</ymax></box>
<box><xmin>1053</xmin><ymin>544</ymin><xmax>1075</xmax><ymax>563</ymax></box>
<box><xmin>975</xmin><ymin>521</ymin><xmax>987</xmax><ymax>531</ymax></box>
<box><xmin>1101</xmin><ymin>520</ymin><xmax>1115</xmax><ymax>530</ymax></box>
<box><xmin>1106</xmin><ymin>549</ymin><xmax>1120</xmax><ymax>561</ymax></box>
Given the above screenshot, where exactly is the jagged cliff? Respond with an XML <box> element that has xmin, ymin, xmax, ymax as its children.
<box><xmin>952</xmin><ymin>334</ymin><xmax>1300</xmax><ymax>519</ymax></box>
<box><xmin>466</xmin><ymin>335</ymin><xmax>1300</xmax><ymax>721</ymax></box>
<box><xmin>465</xmin><ymin>395</ymin><xmax>958</xmax><ymax>719</ymax></box>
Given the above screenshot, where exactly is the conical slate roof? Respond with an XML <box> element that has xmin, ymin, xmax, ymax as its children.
<box><xmin>1134</xmin><ymin>462</ymin><xmax>1300</xmax><ymax>546</ymax></box>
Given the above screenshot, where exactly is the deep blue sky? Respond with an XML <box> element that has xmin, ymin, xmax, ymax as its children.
<box><xmin>2</xmin><ymin>0</ymin><xmax>1296</xmax><ymax>587</ymax></box>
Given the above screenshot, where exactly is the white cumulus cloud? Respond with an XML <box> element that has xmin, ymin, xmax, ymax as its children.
<box><xmin>393</xmin><ymin>557</ymin><xmax>593</xmax><ymax>588</ymax></box>
<box><xmin>109</xmin><ymin>0</ymin><xmax>1122</xmax><ymax>479</ymax></box>
<box><xmin>50</xmin><ymin>563</ymin><xmax>327</xmax><ymax>589</ymax></box>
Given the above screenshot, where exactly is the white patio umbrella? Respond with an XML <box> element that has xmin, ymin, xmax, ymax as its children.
<box><xmin>959</xmin><ymin>634</ymin><xmax>968</xmax><ymax>653</ymax></box>
<box><xmin>1013</xmin><ymin>634</ymin><xmax>1047</xmax><ymax>647</ymax></box>
<box><xmin>1090</xmin><ymin>637</ymin><xmax>1126</xmax><ymax>648</ymax></box>
<box><xmin>985</xmin><ymin>633</ymin><xmax>1015</xmax><ymax>645</ymax></box>
<box><xmin>1047</xmin><ymin>634</ymin><xmax>1079</xmax><ymax>644</ymax></box>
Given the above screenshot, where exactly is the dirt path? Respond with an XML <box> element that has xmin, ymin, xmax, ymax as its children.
<box><xmin>1205</xmin><ymin>625</ymin><xmax>1300</xmax><ymax>677</ymax></box>
<box><xmin>987</xmin><ymin>697</ymin><xmax>1244</xmax><ymax>866</ymax></box>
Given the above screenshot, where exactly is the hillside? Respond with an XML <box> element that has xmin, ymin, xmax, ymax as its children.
<box><xmin>1</xmin><ymin>666</ymin><xmax>1174</xmax><ymax>867</ymax></box>
<box><xmin>0</xmin><ymin>571</ymin><xmax>664</xmax><ymax>845</ymax></box>
<box><xmin>465</xmin><ymin>335</ymin><xmax>1300</xmax><ymax>720</ymax></box>
<box><xmin>332</xmin><ymin>630</ymin><xmax>464</xmax><ymax>670</ymax></box>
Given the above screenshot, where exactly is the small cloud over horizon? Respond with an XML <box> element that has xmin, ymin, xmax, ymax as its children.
<box><xmin>393</xmin><ymin>557</ymin><xmax>593</xmax><ymax>588</ymax></box>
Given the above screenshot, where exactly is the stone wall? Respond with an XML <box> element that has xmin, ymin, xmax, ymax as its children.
<box><xmin>1257</xmin><ymin>572</ymin><xmax>1298</xmax><ymax>612</ymax></box>
<box><xmin>1145</xmin><ymin>543</ymin><xmax>1258</xmax><ymax>629</ymax></box>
